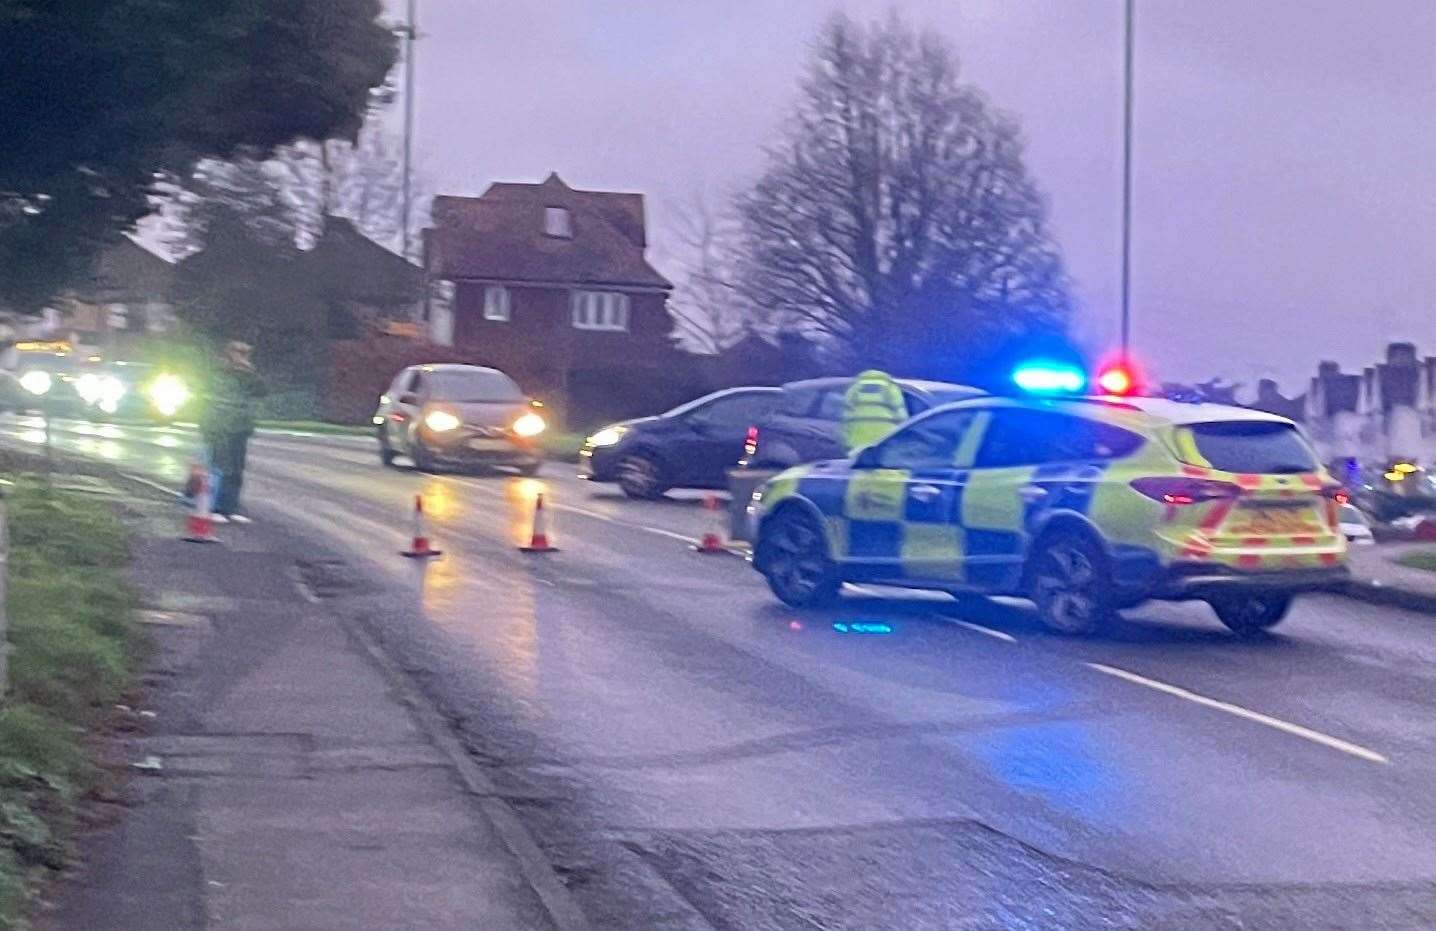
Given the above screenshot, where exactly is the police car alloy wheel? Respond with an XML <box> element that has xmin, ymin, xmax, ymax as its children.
<box><xmin>1031</xmin><ymin>532</ymin><xmax>1112</xmax><ymax>635</ymax></box>
<box><xmin>1209</xmin><ymin>592</ymin><xmax>1292</xmax><ymax>637</ymax></box>
<box><xmin>762</xmin><ymin>510</ymin><xmax>839</xmax><ymax>608</ymax></box>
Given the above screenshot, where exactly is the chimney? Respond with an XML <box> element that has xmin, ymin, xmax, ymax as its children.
<box><xmin>1387</xmin><ymin>342</ymin><xmax>1418</xmax><ymax>366</ymax></box>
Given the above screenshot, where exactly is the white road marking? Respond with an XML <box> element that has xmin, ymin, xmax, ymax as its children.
<box><xmin>1085</xmin><ymin>662</ymin><xmax>1389</xmax><ymax>765</ymax></box>
<box><xmin>119</xmin><ymin>472</ymin><xmax>184</xmax><ymax>500</ymax></box>
<box><xmin>948</xmin><ymin>619</ymin><xmax>1018</xmax><ymax>643</ymax></box>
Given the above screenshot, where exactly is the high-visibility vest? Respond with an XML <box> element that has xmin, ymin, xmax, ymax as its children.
<box><xmin>841</xmin><ymin>371</ymin><xmax>906</xmax><ymax>453</ymax></box>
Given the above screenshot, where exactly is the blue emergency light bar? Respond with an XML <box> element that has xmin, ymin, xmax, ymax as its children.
<box><xmin>1012</xmin><ymin>361</ymin><xmax>1086</xmax><ymax>395</ymax></box>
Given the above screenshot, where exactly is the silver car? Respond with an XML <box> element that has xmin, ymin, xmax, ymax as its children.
<box><xmin>373</xmin><ymin>364</ymin><xmax>546</xmax><ymax>474</ymax></box>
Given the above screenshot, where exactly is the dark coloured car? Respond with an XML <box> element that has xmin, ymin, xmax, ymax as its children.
<box><xmin>580</xmin><ymin>386</ymin><xmax>782</xmax><ymax>498</ymax></box>
<box><xmin>743</xmin><ymin>376</ymin><xmax>985</xmax><ymax>469</ymax></box>
<box><xmin>374</xmin><ymin>364</ymin><xmax>546</xmax><ymax>474</ymax></box>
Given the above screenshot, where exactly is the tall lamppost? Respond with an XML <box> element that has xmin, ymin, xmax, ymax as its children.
<box><xmin>1119</xmin><ymin>0</ymin><xmax>1136</xmax><ymax>357</ymax></box>
<box><xmin>400</xmin><ymin>0</ymin><xmax>418</xmax><ymax>263</ymax></box>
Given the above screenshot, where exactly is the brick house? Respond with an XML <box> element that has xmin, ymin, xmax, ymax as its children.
<box><xmin>421</xmin><ymin>173</ymin><xmax>687</xmax><ymax>427</ymax></box>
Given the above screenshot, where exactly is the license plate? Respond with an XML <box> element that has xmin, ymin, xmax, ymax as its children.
<box><xmin>1232</xmin><ymin>507</ymin><xmax>1316</xmax><ymax>535</ymax></box>
<box><xmin>468</xmin><ymin>438</ymin><xmax>511</xmax><ymax>451</ymax></box>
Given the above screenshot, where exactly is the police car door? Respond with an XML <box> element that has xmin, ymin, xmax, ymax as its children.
<box><xmin>842</xmin><ymin>409</ymin><xmax>982</xmax><ymax>583</ymax></box>
<box><xmin>963</xmin><ymin>409</ymin><xmax>1102</xmax><ymax>593</ymax></box>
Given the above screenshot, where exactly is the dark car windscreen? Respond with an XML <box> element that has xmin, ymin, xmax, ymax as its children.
<box><xmin>428</xmin><ymin>371</ymin><xmax>523</xmax><ymax>403</ymax></box>
<box><xmin>1179</xmin><ymin>421</ymin><xmax>1316</xmax><ymax>474</ymax></box>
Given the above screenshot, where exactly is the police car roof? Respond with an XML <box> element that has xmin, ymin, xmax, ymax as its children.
<box><xmin>931</xmin><ymin>394</ymin><xmax>1296</xmax><ymax>428</ymax></box>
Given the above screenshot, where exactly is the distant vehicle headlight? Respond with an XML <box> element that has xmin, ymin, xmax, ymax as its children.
<box><xmin>512</xmin><ymin>412</ymin><xmax>546</xmax><ymax>437</ymax></box>
<box><xmin>76</xmin><ymin>372</ymin><xmax>103</xmax><ymax>404</ymax></box>
<box><xmin>425</xmin><ymin>410</ymin><xmax>462</xmax><ymax>433</ymax></box>
<box><xmin>19</xmin><ymin>370</ymin><xmax>52</xmax><ymax>396</ymax></box>
<box><xmin>98</xmin><ymin>375</ymin><xmax>126</xmax><ymax>407</ymax></box>
<box><xmin>587</xmin><ymin>425</ymin><xmax>626</xmax><ymax>447</ymax></box>
<box><xmin>147</xmin><ymin>374</ymin><xmax>188</xmax><ymax>417</ymax></box>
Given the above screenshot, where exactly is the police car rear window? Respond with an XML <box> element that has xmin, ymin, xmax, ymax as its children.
<box><xmin>977</xmin><ymin>411</ymin><xmax>1144</xmax><ymax>468</ymax></box>
<box><xmin>1179</xmin><ymin>421</ymin><xmax>1316</xmax><ymax>474</ymax></box>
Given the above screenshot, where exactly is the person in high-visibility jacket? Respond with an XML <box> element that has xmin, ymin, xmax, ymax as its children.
<box><xmin>840</xmin><ymin>370</ymin><xmax>907</xmax><ymax>455</ymax></box>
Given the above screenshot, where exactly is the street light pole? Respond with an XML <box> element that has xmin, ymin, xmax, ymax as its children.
<box><xmin>400</xmin><ymin>0</ymin><xmax>417</xmax><ymax>263</ymax></box>
<box><xmin>1119</xmin><ymin>0</ymin><xmax>1136</xmax><ymax>357</ymax></box>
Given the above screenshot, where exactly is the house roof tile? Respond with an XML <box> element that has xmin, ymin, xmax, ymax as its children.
<box><xmin>427</xmin><ymin>174</ymin><xmax>671</xmax><ymax>290</ymax></box>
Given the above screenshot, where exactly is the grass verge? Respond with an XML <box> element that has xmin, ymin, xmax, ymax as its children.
<box><xmin>0</xmin><ymin>477</ymin><xmax>138</xmax><ymax>929</ymax></box>
<box><xmin>1396</xmin><ymin>549</ymin><xmax>1436</xmax><ymax>573</ymax></box>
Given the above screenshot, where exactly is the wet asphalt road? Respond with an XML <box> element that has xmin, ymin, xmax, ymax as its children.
<box><xmin>7</xmin><ymin>414</ymin><xmax>1436</xmax><ymax>930</ymax></box>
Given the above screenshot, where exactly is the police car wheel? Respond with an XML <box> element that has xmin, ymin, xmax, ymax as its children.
<box><xmin>1031</xmin><ymin>532</ymin><xmax>1112</xmax><ymax>636</ymax></box>
<box><xmin>1210</xmin><ymin>592</ymin><xmax>1292</xmax><ymax>636</ymax></box>
<box><xmin>763</xmin><ymin>509</ymin><xmax>839</xmax><ymax>608</ymax></box>
<box><xmin>618</xmin><ymin>454</ymin><xmax>667</xmax><ymax>499</ymax></box>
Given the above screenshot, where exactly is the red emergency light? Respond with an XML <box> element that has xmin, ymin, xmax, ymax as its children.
<box><xmin>1093</xmin><ymin>355</ymin><xmax>1143</xmax><ymax>397</ymax></box>
<box><xmin>1097</xmin><ymin>366</ymin><xmax>1133</xmax><ymax>396</ymax></box>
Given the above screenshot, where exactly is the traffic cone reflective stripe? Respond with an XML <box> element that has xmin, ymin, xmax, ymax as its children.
<box><xmin>521</xmin><ymin>493</ymin><xmax>558</xmax><ymax>552</ymax></box>
<box><xmin>694</xmin><ymin>493</ymin><xmax>726</xmax><ymax>554</ymax></box>
<box><xmin>183</xmin><ymin>463</ymin><xmax>218</xmax><ymax>544</ymax></box>
<box><xmin>402</xmin><ymin>494</ymin><xmax>442</xmax><ymax>558</ymax></box>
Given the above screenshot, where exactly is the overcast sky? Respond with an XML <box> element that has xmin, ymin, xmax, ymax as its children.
<box><xmin>379</xmin><ymin>0</ymin><xmax>1436</xmax><ymax>392</ymax></box>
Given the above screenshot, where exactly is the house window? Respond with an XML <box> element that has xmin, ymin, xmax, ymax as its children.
<box><xmin>571</xmin><ymin>291</ymin><xmax>630</xmax><ymax>332</ymax></box>
<box><xmin>544</xmin><ymin>206</ymin><xmax>572</xmax><ymax>238</ymax></box>
<box><xmin>483</xmin><ymin>285</ymin><xmax>511</xmax><ymax>322</ymax></box>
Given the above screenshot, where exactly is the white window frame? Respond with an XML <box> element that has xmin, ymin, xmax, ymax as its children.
<box><xmin>483</xmin><ymin>285</ymin><xmax>511</xmax><ymax>322</ymax></box>
<box><xmin>571</xmin><ymin>290</ymin><xmax>630</xmax><ymax>332</ymax></box>
<box><xmin>544</xmin><ymin>206</ymin><xmax>572</xmax><ymax>238</ymax></box>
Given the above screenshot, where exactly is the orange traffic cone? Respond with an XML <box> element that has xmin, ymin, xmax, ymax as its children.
<box><xmin>520</xmin><ymin>493</ymin><xmax>558</xmax><ymax>553</ymax></box>
<box><xmin>183</xmin><ymin>463</ymin><xmax>219</xmax><ymax>544</ymax></box>
<box><xmin>401</xmin><ymin>495</ymin><xmax>442</xmax><ymax>558</ymax></box>
<box><xmin>693</xmin><ymin>493</ymin><xmax>726</xmax><ymax>554</ymax></box>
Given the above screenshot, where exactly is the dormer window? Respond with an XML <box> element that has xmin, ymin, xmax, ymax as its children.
<box><xmin>544</xmin><ymin>206</ymin><xmax>572</xmax><ymax>238</ymax></box>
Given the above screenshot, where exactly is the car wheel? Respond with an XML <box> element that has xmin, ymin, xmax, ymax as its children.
<box><xmin>411</xmin><ymin>440</ymin><xmax>438</xmax><ymax>473</ymax></box>
<box><xmin>760</xmin><ymin>508</ymin><xmax>839</xmax><ymax>608</ymax></box>
<box><xmin>617</xmin><ymin>453</ymin><xmax>667</xmax><ymax>499</ymax></box>
<box><xmin>1210</xmin><ymin>592</ymin><xmax>1292</xmax><ymax>636</ymax></box>
<box><xmin>515</xmin><ymin>461</ymin><xmax>543</xmax><ymax>477</ymax></box>
<box><xmin>1030</xmin><ymin>531</ymin><xmax>1112</xmax><ymax>635</ymax></box>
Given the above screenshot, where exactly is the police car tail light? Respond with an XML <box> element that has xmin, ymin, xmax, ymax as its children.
<box><xmin>1130</xmin><ymin>477</ymin><xmax>1239</xmax><ymax>506</ymax></box>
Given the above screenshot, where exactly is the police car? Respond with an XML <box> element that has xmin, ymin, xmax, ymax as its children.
<box><xmin>750</xmin><ymin>395</ymin><xmax>1348</xmax><ymax>636</ymax></box>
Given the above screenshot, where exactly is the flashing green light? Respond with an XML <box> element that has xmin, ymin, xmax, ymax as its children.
<box><xmin>1012</xmin><ymin>361</ymin><xmax>1086</xmax><ymax>394</ymax></box>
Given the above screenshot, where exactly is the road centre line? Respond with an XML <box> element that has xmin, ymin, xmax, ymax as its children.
<box><xmin>1086</xmin><ymin>662</ymin><xmax>1389</xmax><ymax>765</ymax></box>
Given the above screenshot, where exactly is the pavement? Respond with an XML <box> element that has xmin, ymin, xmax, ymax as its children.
<box><xmin>1343</xmin><ymin>540</ymin><xmax>1436</xmax><ymax>613</ymax></box>
<box><xmin>10</xmin><ymin>413</ymin><xmax>1436</xmax><ymax>930</ymax></box>
<box><xmin>40</xmin><ymin>485</ymin><xmax>568</xmax><ymax>930</ymax></box>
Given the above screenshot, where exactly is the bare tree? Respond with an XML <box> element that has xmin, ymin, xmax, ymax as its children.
<box><xmin>735</xmin><ymin>13</ymin><xmax>1071</xmax><ymax>379</ymax></box>
<box><xmin>667</xmin><ymin>193</ymin><xmax>753</xmax><ymax>354</ymax></box>
<box><xmin>155</xmin><ymin>123</ymin><xmax>428</xmax><ymax>258</ymax></box>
